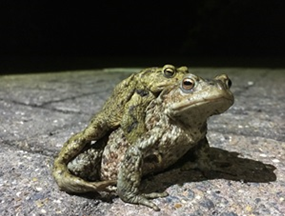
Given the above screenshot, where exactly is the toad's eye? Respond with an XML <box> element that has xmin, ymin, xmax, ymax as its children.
<box><xmin>163</xmin><ymin>67</ymin><xmax>175</xmax><ymax>78</ymax></box>
<box><xmin>182</xmin><ymin>78</ymin><xmax>195</xmax><ymax>90</ymax></box>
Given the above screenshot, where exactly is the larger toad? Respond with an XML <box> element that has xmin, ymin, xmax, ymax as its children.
<box><xmin>67</xmin><ymin>73</ymin><xmax>234</xmax><ymax>210</ymax></box>
<box><xmin>53</xmin><ymin>65</ymin><xmax>188</xmax><ymax>193</ymax></box>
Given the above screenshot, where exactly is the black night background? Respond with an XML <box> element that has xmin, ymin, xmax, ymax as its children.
<box><xmin>1</xmin><ymin>1</ymin><xmax>284</xmax><ymax>73</ymax></box>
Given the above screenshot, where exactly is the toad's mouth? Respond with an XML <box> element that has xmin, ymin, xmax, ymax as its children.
<box><xmin>169</xmin><ymin>96</ymin><xmax>234</xmax><ymax>115</ymax></box>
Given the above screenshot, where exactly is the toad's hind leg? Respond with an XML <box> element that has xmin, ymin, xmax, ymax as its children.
<box><xmin>53</xmin><ymin>124</ymin><xmax>115</xmax><ymax>193</ymax></box>
<box><xmin>53</xmin><ymin>154</ymin><xmax>116</xmax><ymax>193</ymax></box>
<box><xmin>53</xmin><ymin>164</ymin><xmax>116</xmax><ymax>193</ymax></box>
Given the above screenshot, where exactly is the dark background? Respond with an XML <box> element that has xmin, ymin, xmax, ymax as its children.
<box><xmin>1</xmin><ymin>1</ymin><xmax>285</xmax><ymax>73</ymax></box>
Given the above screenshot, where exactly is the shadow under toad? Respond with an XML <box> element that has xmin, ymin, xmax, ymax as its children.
<box><xmin>140</xmin><ymin>146</ymin><xmax>277</xmax><ymax>194</ymax></box>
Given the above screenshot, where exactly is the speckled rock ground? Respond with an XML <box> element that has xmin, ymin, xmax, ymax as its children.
<box><xmin>0</xmin><ymin>67</ymin><xmax>284</xmax><ymax>216</ymax></box>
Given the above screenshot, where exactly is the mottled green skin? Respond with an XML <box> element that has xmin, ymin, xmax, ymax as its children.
<box><xmin>53</xmin><ymin>65</ymin><xmax>188</xmax><ymax>193</ymax></box>
<box><xmin>67</xmin><ymin>73</ymin><xmax>234</xmax><ymax>211</ymax></box>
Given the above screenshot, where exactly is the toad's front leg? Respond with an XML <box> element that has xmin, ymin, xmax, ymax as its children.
<box><xmin>181</xmin><ymin>137</ymin><xmax>235</xmax><ymax>177</ymax></box>
<box><xmin>117</xmin><ymin>136</ymin><xmax>168</xmax><ymax>211</ymax></box>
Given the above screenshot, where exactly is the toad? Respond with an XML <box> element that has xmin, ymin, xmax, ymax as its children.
<box><xmin>53</xmin><ymin>65</ymin><xmax>188</xmax><ymax>194</ymax></box>
<box><xmin>66</xmin><ymin>73</ymin><xmax>234</xmax><ymax>210</ymax></box>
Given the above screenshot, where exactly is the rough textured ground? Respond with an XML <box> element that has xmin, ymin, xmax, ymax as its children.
<box><xmin>0</xmin><ymin>67</ymin><xmax>284</xmax><ymax>216</ymax></box>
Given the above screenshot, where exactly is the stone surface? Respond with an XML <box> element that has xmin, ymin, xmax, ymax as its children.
<box><xmin>0</xmin><ymin>67</ymin><xmax>284</xmax><ymax>215</ymax></box>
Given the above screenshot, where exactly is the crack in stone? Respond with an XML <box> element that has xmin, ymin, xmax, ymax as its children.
<box><xmin>0</xmin><ymin>90</ymin><xmax>108</xmax><ymax>114</ymax></box>
<box><xmin>2</xmin><ymin>139</ymin><xmax>58</xmax><ymax>157</ymax></box>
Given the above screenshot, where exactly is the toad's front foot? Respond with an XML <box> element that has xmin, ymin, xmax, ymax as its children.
<box><xmin>119</xmin><ymin>191</ymin><xmax>168</xmax><ymax>211</ymax></box>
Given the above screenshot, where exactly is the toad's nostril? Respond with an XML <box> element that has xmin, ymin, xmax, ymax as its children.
<box><xmin>227</xmin><ymin>79</ymin><xmax>232</xmax><ymax>88</ymax></box>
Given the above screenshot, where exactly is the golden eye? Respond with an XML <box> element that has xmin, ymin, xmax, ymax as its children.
<box><xmin>182</xmin><ymin>78</ymin><xmax>195</xmax><ymax>90</ymax></box>
<box><xmin>163</xmin><ymin>66</ymin><xmax>175</xmax><ymax>78</ymax></box>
